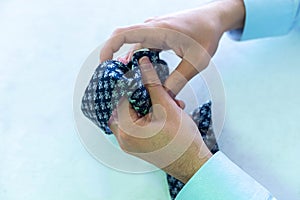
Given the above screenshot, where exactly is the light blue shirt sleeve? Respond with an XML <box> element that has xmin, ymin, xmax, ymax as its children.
<box><xmin>229</xmin><ymin>0</ymin><xmax>300</xmax><ymax>40</ymax></box>
<box><xmin>175</xmin><ymin>152</ymin><xmax>276</xmax><ymax>200</ymax></box>
<box><xmin>176</xmin><ymin>2</ymin><xmax>300</xmax><ymax>199</ymax></box>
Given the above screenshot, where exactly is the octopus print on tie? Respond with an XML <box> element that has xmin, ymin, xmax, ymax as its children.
<box><xmin>81</xmin><ymin>49</ymin><xmax>169</xmax><ymax>135</ymax></box>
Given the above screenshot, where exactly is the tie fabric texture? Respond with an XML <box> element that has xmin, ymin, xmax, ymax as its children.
<box><xmin>81</xmin><ymin>50</ymin><xmax>168</xmax><ymax>135</ymax></box>
<box><xmin>81</xmin><ymin>49</ymin><xmax>219</xmax><ymax>200</ymax></box>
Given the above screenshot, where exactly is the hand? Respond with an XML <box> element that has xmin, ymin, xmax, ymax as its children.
<box><xmin>100</xmin><ymin>0</ymin><xmax>245</xmax><ymax>95</ymax></box>
<box><xmin>108</xmin><ymin>57</ymin><xmax>212</xmax><ymax>183</ymax></box>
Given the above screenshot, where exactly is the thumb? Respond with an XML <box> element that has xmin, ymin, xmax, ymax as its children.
<box><xmin>139</xmin><ymin>56</ymin><xmax>168</xmax><ymax>105</ymax></box>
<box><xmin>163</xmin><ymin>59</ymin><xmax>195</xmax><ymax>96</ymax></box>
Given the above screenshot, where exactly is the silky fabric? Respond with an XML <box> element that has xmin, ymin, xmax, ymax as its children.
<box><xmin>81</xmin><ymin>50</ymin><xmax>219</xmax><ymax>199</ymax></box>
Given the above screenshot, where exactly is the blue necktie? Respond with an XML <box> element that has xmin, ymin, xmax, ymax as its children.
<box><xmin>81</xmin><ymin>50</ymin><xmax>219</xmax><ymax>199</ymax></box>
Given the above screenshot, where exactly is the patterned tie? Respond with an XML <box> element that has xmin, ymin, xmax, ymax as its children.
<box><xmin>81</xmin><ymin>49</ymin><xmax>219</xmax><ymax>199</ymax></box>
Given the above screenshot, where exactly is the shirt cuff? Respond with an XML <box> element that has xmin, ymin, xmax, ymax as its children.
<box><xmin>228</xmin><ymin>0</ymin><xmax>300</xmax><ymax>40</ymax></box>
<box><xmin>175</xmin><ymin>152</ymin><xmax>275</xmax><ymax>200</ymax></box>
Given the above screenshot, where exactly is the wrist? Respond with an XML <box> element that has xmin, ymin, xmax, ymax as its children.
<box><xmin>214</xmin><ymin>0</ymin><xmax>245</xmax><ymax>32</ymax></box>
<box><xmin>163</xmin><ymin>138</ymin><xmax>212</xmax><ymax>184</ymax></box>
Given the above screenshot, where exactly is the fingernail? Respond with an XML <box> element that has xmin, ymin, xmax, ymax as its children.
<box><xmin>117</xmin><ymin>57</ymin><xmax>129</xmax><ymax>65</ymax></box>
<box><xmin>139</xmin><ymin>56</ymin><xmax>151</xmax><ymax>65</ymax></box>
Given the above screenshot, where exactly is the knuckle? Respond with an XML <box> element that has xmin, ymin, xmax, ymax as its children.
<box><xmin>112</xmin><ymin>27</ymin><xmax>125</xmax><ymax>36</ymax></box>
<box><xmin>144</xmin><ymin>18</ymin><xmax>153</xmax><ymax>23</ymax></box>
<box><xmin>155</xmin><ymin>20</ymin><xmax>171</xmax><ymax>29</ymax></box>
<box><xmin>144</xmin><ymin>18</ymin><xmax>171</xmax><ymax>29</ymax></box>
<box><xmin>144</xmin><ymin>16</ymin><xmax>158</xmax><ymax>23</ymax></box>
<box><xmin>119</xmin><ymin>143</ymin><xmax>127</xmax><ymax>152</ymax></box>
<box><xmin>118</xmin><ymin>130</ymin><xmax>130</xmax><ymax>142</ymax></box>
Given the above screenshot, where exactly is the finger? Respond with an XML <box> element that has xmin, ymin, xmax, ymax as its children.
<box><xmin>163</xmin><ymin>59</ymin><xmax>195</xmax><ymax>96</ymax></box>
<box><xmin>116</xmin><ymin>95</ymin><xmax>164</xmax><ymax>139</ymax></box>
<box><xmin>163</xmin><ymin>86</ymin><xmax>185</xmax><ymax>109</ymax></box>
<box><xmin>125</xmin><ymin>43</ymin><xmax>144</xmax><ymax>63</ymax></box>
<box><xmin>144</xmin><ymin>16</ymin><xmax>157</xmax><ymax>23</ymax></box>
<box><xmin>100</xmin><ymin>26</ymin><xmax>191</xmax><ymax>62</ymax></box>
<box><xmin>116</xmin><ymin>44</ymin><xmax>142</xmax><ymax>64</ymax></box>
<box><xmin>108</xmin><ymin>109</ymin><xmax>119</xmax><ymax>136</ymax></box>
<box><xmin>100</xmin><ymin>25</ymin><xmax>166</xmax><ymax>62</ymax></box>
<box><xmin>113</xmin><ymin>90</ymin><xmax>167</xmax><ymax>140</ymax></box>
<box><xmin>108</xmin><ymin>97</ymin><xmax>139</xmax><ymax>135</ymax></box>
<box><xmin>139</xmin><ymin>56</ymin><xmax>172</xmax><ymax>106</ymax></box>
<box><xmin>175</xmin><ymin>99</ymin><xmax>186</xmax><ymax>109</ymax></box>
<box><xmin>117</xmin><ymin>57</ymin><xmax>129</xmax><ymax>64</ymax></box>
<box><xmin>119</xmin><ymin>97</ymin><xmax>140</xmax><ymax>122</ymax></box>
<box><xmin>164</xmin><ymin>53</ymin><xmax>211</xmax><ymax>96</ymax></box>
<box><xmin>164</xmin><ymin>42</ymin><xmax>212</xmax><ymax>95</ymax></box>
